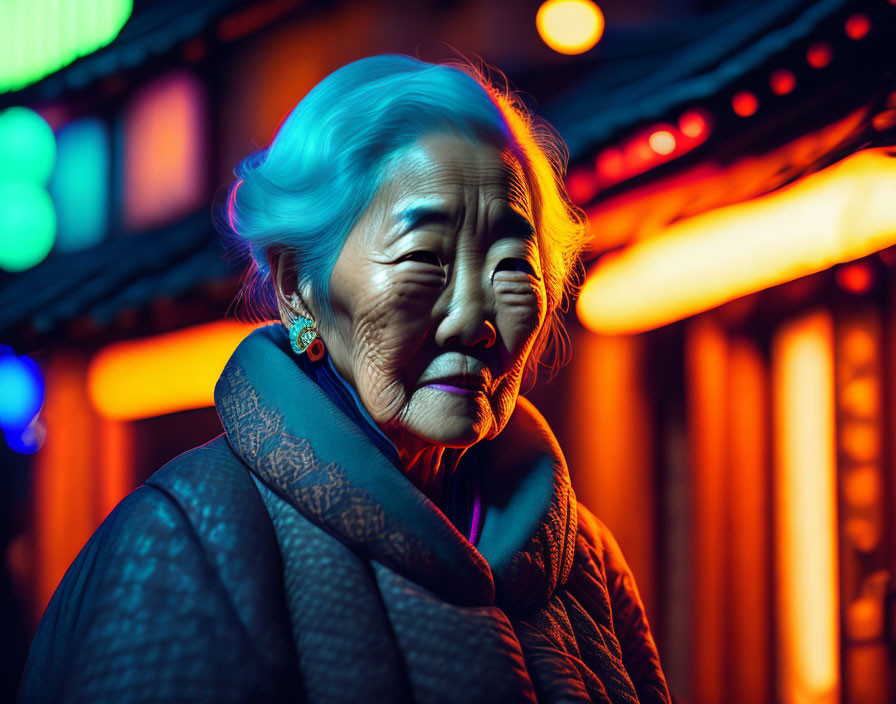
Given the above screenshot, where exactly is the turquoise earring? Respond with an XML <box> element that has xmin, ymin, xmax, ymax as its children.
<box><xmin>289</xmin><ymin>316</ymin><xmax>325</xmax><ymax>361</ymax></box>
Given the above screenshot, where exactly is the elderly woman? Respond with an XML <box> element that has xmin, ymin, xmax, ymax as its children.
<box><xmin>20</xmin><ymin>55</ymin><xmax>670</xmax><ymax>704</ymax></box>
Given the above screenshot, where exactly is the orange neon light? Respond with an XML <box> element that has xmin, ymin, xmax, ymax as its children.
<box><xmin>772</xmin><ymin>310</ymin><xmax>840</xmax><ymax>704</ymax></box>
<box><xmin>124</xmin><ymin>72</ymin><xmax>205</xmax><ymax>230</ymax></box>
<box><xmin>727</xmin><ymin>337</ymin><xmax>771</xmax><ymax>703</ymax></box>
<box><xmin>577</xmin><ymin>148</ymin><xmax>896</xmax><ymax>334</ymax></box>
<box><xmin>686</xmin><ymin>316</ymin><xmax>728</xmax><ymax>704</ymax></box>
<box><xmin>87</xmin><ymin>320</ymin><xmax>266</xmax><ymax>420</ymax></box>
<box><xmin>34</xmin><ymin>355</ymin><xmax>95</xmax><ymax>619</ymax></box>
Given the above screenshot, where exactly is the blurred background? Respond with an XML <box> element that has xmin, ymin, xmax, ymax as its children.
<box><xmin>1</xmin><ymin>0</ymin><xmax>895</xmax><ymax>702</ymax></box>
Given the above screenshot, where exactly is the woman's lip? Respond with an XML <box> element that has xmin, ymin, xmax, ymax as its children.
<box><xmin>423</xmin><ymin>382</ymin><xmax>483</xmax><ymax>396</ymax></box>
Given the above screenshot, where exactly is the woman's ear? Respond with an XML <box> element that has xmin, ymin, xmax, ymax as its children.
<box><xmin>267</xmin><ymin>248</ymin><xmax>313</xmax><ymax>328</ymax></box>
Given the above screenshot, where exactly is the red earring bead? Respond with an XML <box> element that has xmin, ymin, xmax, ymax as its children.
<box><xmin>307</xmin><ymin>338</ymin><xmax>326</xmax><ymax>362</ymax></box>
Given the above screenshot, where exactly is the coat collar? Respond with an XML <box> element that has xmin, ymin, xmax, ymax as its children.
<box><xmin>214</xmin><ymin>324</ymin><xmax>577</xmax><ymax>613</ymax></box>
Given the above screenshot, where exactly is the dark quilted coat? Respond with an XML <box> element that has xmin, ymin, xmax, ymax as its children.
<box><xmin>19</xmin><ymin>324</ymin><xmax>671</xmax><ymax>704</ymax></box>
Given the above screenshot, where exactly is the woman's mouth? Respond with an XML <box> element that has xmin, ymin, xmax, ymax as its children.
<box><xmin>424</xmin><ymin>382</ymin><xmax>481</xmax><ymax>396</ymax></box>
<box><xmin>419</xmin><ymin>373</ymin><xmax>489</xmax><ymax>396</ymax></box>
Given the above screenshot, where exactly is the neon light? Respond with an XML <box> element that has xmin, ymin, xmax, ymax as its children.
<box><xmin>123</xmin><ymin>72</ymin><xmax>205</xmax><ymax>230</ymax></box>
<box><xmin>577</xmin><ymin>148</ymin><xmax>896</xmax><ymax>334</ymax></box>
<box><xmin>727</xmin><ymin>338</ymin><xmax>772</xmax><ymax>702</ymax></box>
<box><xmin>0</xmin><ymin>0</ymin><xmax>132</xmax><ymax>93</ymax></box>
<box><xmin>536</xmin><ymin>0</ymin><xmax>605</xmax><ymax>55</ymax></box>
<box><xmin>772</xmin><ymin>310</ymin><xmax>839</xmax><ymax>704</ymax></box>
<box><xmin>0</xmin><ymin>107</ymin><xmax>56</xmax><ymax>185</ymax></box>
<box><xmin>50</xmin><ymin>118</ymin><xmax>109</xmax><ymax>252</ymax></box>
<box><xmin>87</xmin><ymin>320</ymin><xmax>266</xmax><ymax>420</ymax></box>
<box><xmin>0</xmin><ymin>353</ymin><xmax>44</xmax><ymax>431</ymax></box>
<box><xmin>686</xmin><ymin>316</ymin><xmax>728</xmax><ymax>703</ymax></box>
<box><xmin>33</xmin><ymin>355</ymin><xmax>95</xmax><ymax>616</ymax></box>
<box><xmin>0</xmin><ymin>180</ymin><xmax>56</xmax><ymax>272</ymax></box>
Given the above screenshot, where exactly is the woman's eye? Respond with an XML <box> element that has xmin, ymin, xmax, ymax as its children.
<box><xmin>401</xmin><ymin>250</ymin><xmax>442</xmax><ymax>267</ymax></box>
<box><xmin>494</xmin><ymin>258</ymin><xmax>540</xmax><ymax>279</ymax></box>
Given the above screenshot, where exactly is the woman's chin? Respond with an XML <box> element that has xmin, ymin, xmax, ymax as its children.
<box><xmin>402</xmin><ymin>388</ymin><xmax>494</xmax><ymax>448</ymax></box>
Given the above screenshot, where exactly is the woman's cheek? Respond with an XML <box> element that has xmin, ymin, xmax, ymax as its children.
<box><xmin>348</xmin><ymin>284</ymin><xmax>434</xmax><ymax>423</ymax></box>
<box><xmin>495</xmin><ymin>289</ymin><xmax>546</xmax><ymax>361</ymax></box>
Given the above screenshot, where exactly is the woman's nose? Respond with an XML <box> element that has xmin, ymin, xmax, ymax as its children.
<box><xmin>434</xmin><ymin>276</ymin><xmax>497</xmax><ymax>350</ymax></box>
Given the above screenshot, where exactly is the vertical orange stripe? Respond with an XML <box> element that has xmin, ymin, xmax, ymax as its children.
<box><xmin>566</xmin><ymin>331</ymin><xmax>656</xmax><ymax>623</ymax></box>
<box><xmin>96</xmin><ymin>418</ymin><xmax>135</xmax><ymax>521</ymax></box>
<box><xmin>727</xmin><ymin>337</ymin><xmax>771</xmax><ymax>704</ymax></box>
<box><xmin>772</xmin><ymin>310</ymin><xmax>840</xmax><ymax>704</ymax></box>
<box><xmin>685</xmin><ymin>314</ymin><xmax>728</xmax><ymax>704</ymax></box>
<box><xmin>32</xmin><ymin>355</ymin><xmax>95</xmax><ymax>620</ymax></box>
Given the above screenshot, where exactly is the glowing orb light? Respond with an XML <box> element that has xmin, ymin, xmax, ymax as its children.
<box><xmin>0</xmin><ymin>180</ymin><xmax>56</xmax><ymax>271</ymax></box>
<box><xmin>0</xmin><ymin>107</ymin><xmax>56</xmax><ymax>185</ymax></box>
<box><xmin>0</xmin><ymin>352</ymin><xmax>44</xmax><ymax>431</ymax></box>
<box><xmin>536</xmin><ymin>0</ymin><xmax>605</xmax><ymax>55</ymax></box>
<box><xmin>648</xmin><ymin>130</ymin><xmax>677</xmax><ymax>156</ymax></box>
<box><xmin>732</xmin><ymin>91</ymin><xmax>759</xmax><ymax>117</ymax></box>
<box><xmin>0</xmin><ymin>0</ymin><xmax>133</xmax><ymax>93</ymax></box>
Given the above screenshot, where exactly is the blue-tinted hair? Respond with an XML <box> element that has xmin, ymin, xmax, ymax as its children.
<box><xmin>219</xmin><ymin>53</ymin><xmax>587</xmax><ymax>378</ymax></box>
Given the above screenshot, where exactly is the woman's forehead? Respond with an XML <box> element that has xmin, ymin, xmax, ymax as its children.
<box><xmin>378</xmin><ymin>134</ymin><xmax>533</xmax><ymax>211</ymax></box>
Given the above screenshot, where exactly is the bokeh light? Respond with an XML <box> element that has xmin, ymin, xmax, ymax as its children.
<box><xmin>732</xmin><ymin>91</ymin><xmax>759</xmax><ymax>117</ymax></box>
<box><xmin>50</xmin><ymin>118</ymin><xmax>109</xmax><ymax>252</ymax></box>
<box><xmin>648</xmin><ymin>129</ymin><xmax>677</xmax><ymax>155</ymax></box>
<box><xmin>124</xmin><ymin>72</ymin><xmax>205</xmax><ymax>230</ymax></box>
<box><xmin>536</xmin><ymin>0</ymin><xmax>605</xmax><ymax>55</ymax></box>
<box><xmin>679</xmin><ymin>109</ymin><xmax>710</xmax><ymax>139</ymax></box>
<box><xmin>0</xmin><ymin>353</ymin><xmax>44</xmax><ymax>431</ymax></box>
<box><xmin>0</xmin><ymin>181</ymin><xmax>56</xmax><ymax>271</ymax></box>
<box><xmin>770</xmin><ymin>69</ymin><xmax>796</xmax><ymax>96</ymax></box>
<box><xmin>807</xmin><ymin>42</ymin><xmax>833</xmax><ymax>69</ymax></box>
<box><xmin>836</xmin><ymin>261</ymin><xmax>874</xmax><ymax>293</ymax></box>
<box><xmin>0</xmin><ymin>107</ymin><xmax>56</xmax><ymax>185</ymax></box>
<box><xmin>845</xmin><ymin>14</ymin><xmax>871</xmax><ymax>41</ymax></box>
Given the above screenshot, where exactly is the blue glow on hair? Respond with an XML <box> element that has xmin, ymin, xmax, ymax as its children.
<box><xmin>221</xmin><ymin>54</ymin><xmax>518</xmax><ymax>326</ymax></box>
<box><xmin>218</xmin><ymin>53</ymin><xmax>589</xmax><ymax>382</ymax></box>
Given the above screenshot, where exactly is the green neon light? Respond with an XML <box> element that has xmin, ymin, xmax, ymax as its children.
<box><xmin>0</xmin><ymin>107</ymin><xmax>56</xmax><ymax>185</ymax></box>
<box><xmin>0</xmin><ymin>0</ymin><xmax>133</xmax><ymax>93</ymax></box>
<box><xmin>0</xmin><ymin>181</ymin><xmax>56</xmax><ymax>272</ymax></box>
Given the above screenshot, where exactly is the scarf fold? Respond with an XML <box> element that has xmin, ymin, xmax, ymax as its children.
<box><xmin>214</xmin><ymin>324</ymin><xmax>576</xmax><ymax>612</ymax></box>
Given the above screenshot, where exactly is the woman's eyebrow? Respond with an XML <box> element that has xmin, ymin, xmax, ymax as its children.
<box><xmin>394</xmin><ymin>205</ymin><xmax>454</xmax><ymax>231</ymax></box>
<box><xmin>493</xmin><ymin>208</ymin><xmax>536</xmax><ymax>239</ymax></box>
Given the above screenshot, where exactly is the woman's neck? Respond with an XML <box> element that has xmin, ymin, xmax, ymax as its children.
<box><xmin>390</xmin><ymin>431</ymin><xmax>468</xmax><ymax>508</ymax></box>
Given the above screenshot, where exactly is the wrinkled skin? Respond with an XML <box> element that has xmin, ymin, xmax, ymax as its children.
<box><xmin>275</xmin><ymin>133</ymin><xmax>547</xmax><ymax>500</ymax></box>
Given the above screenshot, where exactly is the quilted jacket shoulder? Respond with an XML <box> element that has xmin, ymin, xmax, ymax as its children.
<box><xmin>573</xmin><ymin>503</ymin><xmax>671</xmax><ymax>704</ymax></box>
<box><xmin>19</xmin><ymin>435</ymin><xmax>296</xmax><ymax>704</ymax></box>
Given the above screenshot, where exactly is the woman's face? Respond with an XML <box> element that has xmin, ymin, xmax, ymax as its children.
<box><xmin>317</xmin><ymin>133</ymin><xmax>547</xmax><ymax>450</ymax></box>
